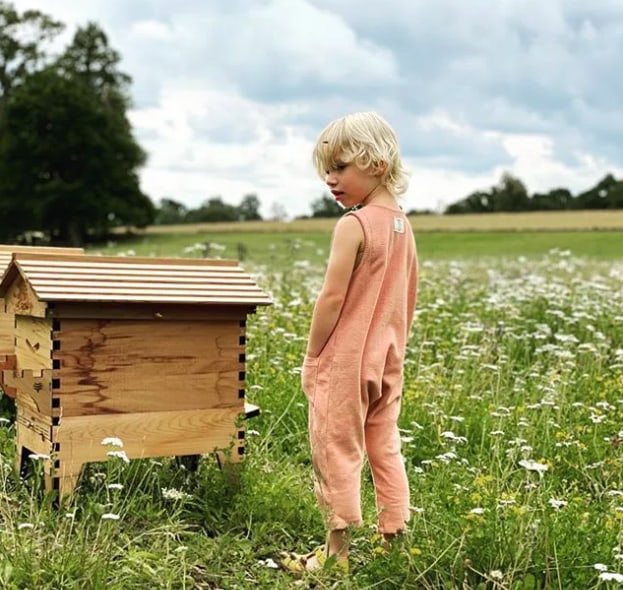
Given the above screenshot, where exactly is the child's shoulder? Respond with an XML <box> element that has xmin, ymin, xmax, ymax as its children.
<box><xmin>333</xmin><ymin>211</ymin><xmax>364</xmax><ymax>243</ymax></box>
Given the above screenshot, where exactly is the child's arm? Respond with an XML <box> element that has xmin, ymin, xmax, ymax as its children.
<box><xmin>305</xmin><ymin>215</ymin><xmax>363</xmax><ymax>357</ymax></box>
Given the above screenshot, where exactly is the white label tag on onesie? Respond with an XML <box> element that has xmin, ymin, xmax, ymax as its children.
<box><xmin>393</xmin><ymin>217</ymin><xmax>405</xmax><ymax>233</ymax></box>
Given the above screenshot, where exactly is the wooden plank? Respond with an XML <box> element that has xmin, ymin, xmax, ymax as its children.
<box><xmin>26</xmin><ymin>270</ymin><xmax>255</xmax><ymax>282</ymax></box>
<box><xmin>36</xmin><ymin>293</ymin><xmax>272</xmax><ymax>305</ymax></box>
<box><xmin>49</xmin><ymin>302</ymin><xmax>253</xmax><ymax>321</ymax></box>
<box><xmin>16</xmin><ymin>405</ymin><xmax>53</xmax><ymax>440</ymax></box>
<box><xmin>54</xmin><ymin>319</ymin><xmax>245</xmax><ymax>415</ymax></box>
<box><xmin>30</xmin><ymin>282</ymin><xmax>261</xmax><ymax>292</ymax></box>
<box><xmin>4</xmin><ymin>276</ymin><xmax>48</xmax><ymax>317</ymax></box>
<box><xmin>5</xmin><ymin>369</ymin><xmax>53</xmax><ymax>414</ymax></box>
<box><xmin>0</xmin><ymin>246</ymin><xmax>83</xmax><ymax>273</ymax></box>
<box><xmin>0</xmin><ymin>311</ymin><xmax>14</xmax><ymax>354</ymax></box>
<box><xmin>15</xmin><ymin>253</ymin><xmax>239</xmax><ymax>269</ymax></box>
<box><xmin>54</xmin><ymin>407</ymin><xmax>244</xmax><ymax>460</ymax></box>
<box><xmin>15</xmin><ymin>316</ymin><xmax>52</xmax><ymax>370</ymax></box>
<box><xmin>0</xmin><ymin>245</ymin><xmax>83</xmax><ymax>255</ymax></box>
<box><xmin>15</xmin><ymin>421</ymin><xmax>53</xmax><ymax>460</ymax></box>
<box><xmin>0</xmin><ymin>354</ymin><xmax>17</xmax><ymax>397</ymax></box>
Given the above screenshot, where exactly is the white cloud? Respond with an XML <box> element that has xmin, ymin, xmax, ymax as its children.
<box><xmin>9</xmin><ymin>0</ymin><xmax>623</xmax><ymax>217</ymax></box>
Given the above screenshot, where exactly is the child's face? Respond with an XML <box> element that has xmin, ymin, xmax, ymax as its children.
<box><xmin>324</xmin><ymin>160</ymin><xmax>381</xmax><ymax>209</ymax></box>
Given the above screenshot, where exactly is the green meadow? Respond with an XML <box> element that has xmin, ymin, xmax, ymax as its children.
<box><xmin>97</xmin><ymin>229</ymin><xmax>622</xmax><ymax>263</ymax></box>
<box><xmin>1</xmin><ymin>225</ymin><xmax>623</xmax><ymax>589</ymax></box>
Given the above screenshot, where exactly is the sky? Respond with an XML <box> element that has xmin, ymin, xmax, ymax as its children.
<box><xmin>11</xmin><ymin>0</ymin><xmax>623</xmax><ymax>218</ymax></box>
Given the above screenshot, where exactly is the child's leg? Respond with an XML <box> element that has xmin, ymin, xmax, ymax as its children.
<box><xmin>308</xmin><ymin>354</ymin><xmax>367</xmax><ymax>532</ymax></box>
<box><xmin>365</xmin><ymin>393</ymin><xmax>410</xmax><ymax>534</ymax></box>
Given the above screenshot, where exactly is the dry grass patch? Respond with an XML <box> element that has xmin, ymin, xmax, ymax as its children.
<box><xmin>126</xmin><ymin>210</ymin><xmax>623</xmax><ymax>235</ymax></box>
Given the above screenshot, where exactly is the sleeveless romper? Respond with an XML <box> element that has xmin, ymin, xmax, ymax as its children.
<box><xmin>302</xmin><ymin>204</ymin><xmax>418</xmax><ymax>533</ymax></box>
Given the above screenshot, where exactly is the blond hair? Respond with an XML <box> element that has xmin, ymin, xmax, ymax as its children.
<box><xmin>312</xmin><ymin>111</ymin><xmax>409</xmax><ymax>196</ymax></box>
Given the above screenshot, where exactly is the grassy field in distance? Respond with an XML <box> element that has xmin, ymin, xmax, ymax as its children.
<box><xmin>128</xmin><ymin>209</ymin><xmax>623</xmax><ymax>235</ymax></box>
<box><xmin>97</xmin><ymin>228</ymin><xmax>622</xmax><ymax>263</ymax></box>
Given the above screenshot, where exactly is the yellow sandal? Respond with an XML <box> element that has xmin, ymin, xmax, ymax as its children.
<box><xmin>279</xmin><ymin>547</ymin><xmax>349</xmax><ymax>574</ymax></box>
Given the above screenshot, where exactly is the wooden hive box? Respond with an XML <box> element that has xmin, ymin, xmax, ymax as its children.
<box><xmin>0</xmin><ymin>245</ymin><xmax>84</xmax><ymax>399</ymax></box>
<box><xmin>0</xmin><ymin>252</ymin><xmax>271</xmax><ymax>496</ymax></box>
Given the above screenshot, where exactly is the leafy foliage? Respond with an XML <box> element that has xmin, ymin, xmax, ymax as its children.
<box><xmin>0</xmin><ymin>5</ymin><xmax>153</xmax><ymax>245</ymax></box>
<box><xmin>445</xmin><ymin>172</ymin><xmax>623</xmax><ymax>214</ymax></box>
<box><xmin>309</xmin><ymin>193</ymin><xmax>344</xmax><ymax>218</ymax></box>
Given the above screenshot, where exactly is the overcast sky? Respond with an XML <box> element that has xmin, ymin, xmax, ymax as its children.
<box><xmin>12</xmin><ymin>0</ymin><xmax>623</xmax><ymax>218</ymax></box>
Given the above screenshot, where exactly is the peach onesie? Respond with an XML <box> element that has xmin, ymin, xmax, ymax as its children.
<box><xmin>302</xmin><ymin>204</ymin><xmax>418</xmax><ymax>533</ymax></box>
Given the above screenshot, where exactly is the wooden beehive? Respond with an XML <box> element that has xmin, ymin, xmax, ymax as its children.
<box><xmin>0</xmin><ymin>245</ymin><xmax>84</xmax><ymax>399</ymax></box>
<box><xmin>0</xmin><ymin>252</ymin><xmax>271</xmax><ymax>496</ymax></box>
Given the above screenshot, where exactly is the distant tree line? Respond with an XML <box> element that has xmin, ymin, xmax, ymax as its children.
<box><xmin>151</xmin><ymin>172</ymin><xmax>623</xmax><ymax>225</ymax></box>
<box><xmin>444</xmin><ymin>172</ymin><xmax>623</xmax><ymax>214</ymax></box>
<box><xmin>155</xmin><ymin>194</ymin><xmax>263</xmax><ymax>225</ymax></box>
<box><xmin>153</xmin><ymin>192</ymin><xmax>345</xmax><ymax>224</ymax></box>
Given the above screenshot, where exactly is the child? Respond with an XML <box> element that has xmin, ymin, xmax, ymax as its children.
<box><xmin>281</xmin><ymin>112</ymin><xmax>418</xmax><ymax>573</ymax></box>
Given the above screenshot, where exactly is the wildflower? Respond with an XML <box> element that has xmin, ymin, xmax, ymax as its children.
<box><xmin>17</xmin><ymin>523</ymin><xmax>34</xmax><ymax>530</ymax></box>
<box><xmin>162</xmin><ymin>487</ymin><xmax>192</xmax><ymax>501</ymax></box>
<box><xmin>409</xmin><ymin>547</ymin><xmax>422</xmax><ymax>556</ymax></box>
<box><xmin>107</xmin><ymin>483</ymin><xmax>124</xmax><ymax>490</ymax></box>
<box><xmin>101</xmin><ymin>437</ymin><xmax>124</xmax><ymax>447</ymax></box>
<box><xmin>594</xmin><ymin>563</ymin><xmax>609</xmax><ymax>572</ymax></box>
<box><xmin>600</xmin><ymin>572</ymin><xmax>623</xmax><ymax>582</ymax></box>
<box><xmin>107</xmin><ymin>450</ymin><xmax>130</xmax><ymax>464</ymax></box>
<box><xmin>409</xmin><ymin>506</ymin><xmax>425</xmax><ymax>514</ymax></box>
<box><xmin>436</xmin><ymin>451</ymin><xmax>458</xmax><ymax>463</ymax></box>
<box><xmin>0</xmin><ymin>417</ymin><xmax>10</xmax><ymax>424</ymax></box>
<box><xmin>65</xmin><ymin>512</ymin><xmax>76</xmax><ymax>519</ymax></box>
<box><xmin>470</xmin><ymin>507</ymin><xmax>485</xmax><ymax>515</ymax></box>
<box><xmin>101</xmin><ymin>513</ymin><xmax>120</xmax><ymax>520</ymax></box>
<box><xmin>488</xmin><ymin>570</ymin><xmax>504</xmax><ymax>581</ymax></box>
<box><xmin>518</xmin><ymin>459</ymin><xmax>549</xmax><ymax>475</ymax></box>
<box><xmin>28</xmin><ymin>453</ymin><xmax>49</xmax><ymax>460</ymax></box>
<box><xmin>441</xmin><ymin>431</ymin><xmax>467</xmax><ymax>444</ymax></box>
<box><xmin>548</xmin><ymin>498</ymin><xmax>568</xmax><ymax>509</ymax></box>
<box><xmin>259</xmin><ymin>558</ymin><xmax>279</xmax><ymax>569</ymax></box>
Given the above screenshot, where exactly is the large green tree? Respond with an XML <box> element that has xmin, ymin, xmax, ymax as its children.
<box><xmin>310</xmin><ymin>193</ymin><xmax>344</xmax><ymax>218</ymax></box>
<box><xmin>0</xmin><ymin>16</ymin><xmax>154</xmax><ymax>244</ymax></box>
<box><xmin>0</xmin><ymin>2</ymin><xmax>63</xmax><ymax>127</ymax></box>
<box><xmin>155</xmin><ymin>198</ymin><xmax>188</xmax><ymax>225</ymax></box>
<box><xmin>0</xmin><ymin>68</ymin><xmax>152</xmax><ymax>244</ymax></box>
<box><xmin>238</xmin><ymin>193</ymin><xmax>262</xmax><ymax>221</ymax></box>
<box><xmin>186</xmin><ymin>197</ymin><xmax>239</xmax><ymax>223</ymax></box>
<box><xmin>490</xmin><ymin>173</ymin><xmax>530</xmax><ymax>212</ymax></box>
<box><xmin>575</xmin><ymin>174</ymin><xmax>623</xmax><ymax>210</ymax></box>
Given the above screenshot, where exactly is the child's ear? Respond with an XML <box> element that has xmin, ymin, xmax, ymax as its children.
<box><xmin>374</xmin><ymin>161</ymin><xmax>387</xmax><ymax>176</ymax></box>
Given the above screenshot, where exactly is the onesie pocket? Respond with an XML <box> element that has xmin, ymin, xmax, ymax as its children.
<box><xmin>301</xmin><ymin>355</ymin><xmax>321</xmax><ymax>400</ymax></box>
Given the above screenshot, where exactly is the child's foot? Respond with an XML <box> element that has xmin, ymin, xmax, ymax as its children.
<box><xmin>279</xmin><ymin>547</ymin><xmax>349</xmax><ymax>574</ymax></box>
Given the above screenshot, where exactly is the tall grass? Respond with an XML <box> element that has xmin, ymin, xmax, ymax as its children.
<box><xmin>1</xmin><ymin>234</ymin><xmax>622</xmax><ymax>588</ymax></box>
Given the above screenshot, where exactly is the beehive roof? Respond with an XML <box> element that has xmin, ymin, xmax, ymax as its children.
<box><xmin>0</xmin><ymin>253</ymin><xmax>272</xmax><ymax>306</ymax></box>
<box><xmin>0</xmin><ymin>245</ymin><xmax>83</xmax><ymax>276</ymax></box>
